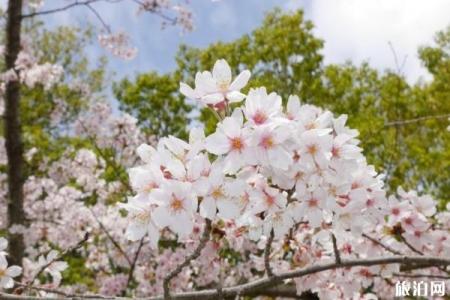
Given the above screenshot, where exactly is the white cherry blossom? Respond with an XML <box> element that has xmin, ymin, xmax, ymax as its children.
<box><xmin>152</xmin><ymin>181</ymin><xmax>197</xmax><ymax>237</ymax></box>
<box><xmin>180</xmin><ymin>59</ymin><xmax>251</xmax><ymax>106</ymax></box>
<box><xmin>0</xmin><ymin>255</ymin><xmax>21</xmax><ymax>290</ymax></box>
<box><xmin>243</xmin><ymin>87</ymin><xmax>282</xmax><ymax>126</ymax></box>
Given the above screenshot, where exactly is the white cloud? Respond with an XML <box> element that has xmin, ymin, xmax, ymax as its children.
<box><xmin>287</xmin><ymin>0</ymin><xmax>450</xmax><ymax>82</ymax></box>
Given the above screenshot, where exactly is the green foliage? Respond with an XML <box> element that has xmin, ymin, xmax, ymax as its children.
<box><xmin>62</xmin><ymin>253</ymin><xmax>97</xmax><ymax>289</ymax></box>
<box><xmin>114</xmin><ymin>72</ymin><xmax>192</xmax><ymax>139</ymax></box>
<box><xmin>6</xmin><ymin>21</ymin><xmax>109</xmax><ymax>177</ymax></box>
<box><xmin>0</xmin><ymin>20</ymin><xmax>108</xmax><ymax>176</ymax></box>
<box><xmin>176</xmin><ymin>9</ymin><xmax>324</xmax><ymax>134</ymax></box>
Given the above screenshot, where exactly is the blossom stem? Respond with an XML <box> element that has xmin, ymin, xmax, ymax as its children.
<box><xmin>264</xmin><ymin>229</ymin><xmax>275</xmax><ymax>277</ymax></box>
<box><xmin>331</xmin><ymin>233</ymin><xmax>341</xmax><ymax>265</ymax></box>
<box><xmin>163</xmin><ymin>219</ymin><xmax>212</xmax><ymax>300</ymax></box>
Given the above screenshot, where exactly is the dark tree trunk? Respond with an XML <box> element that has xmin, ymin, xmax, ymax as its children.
<box><xmin>4</xmin><ymin>0</ymin><xmax>24</xmax><ymax>267</ymax></box>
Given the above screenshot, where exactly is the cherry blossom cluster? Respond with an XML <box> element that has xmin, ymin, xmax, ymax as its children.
<box><xmin>137</xmin><ymin>0</ymin><xmax>194</xmax><ymax>32</ymax></box>
<box><xmin>119</xmin><ymin>59</ymin><xmax>450</xmax><ymax>298</ymax></box>
<box><xmin>124</xmin><ymin>59</ymin><xmax>386</xmax><ymax>245</ymax></box>
<box><xmin>98</xmin><ymin>32</ymin><xmax>138</xmax><ymax>60</ymax></box>
<box><xmin>286</xmin><ymin>187</ymin><xmax>450</xmax><ymax>299</ymax></box>
<box><xmin>0</xmin><ymin>100</ymin><xmax>160</xmax><ymax>295</ymax></box>
<box><xmin>0</xmin><ymin>45</ymin><xmax>63</xmax><ymax>100</ymax></box>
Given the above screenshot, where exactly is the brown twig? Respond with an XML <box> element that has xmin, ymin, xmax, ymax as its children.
<box><xmin>13</xmin><ymin>281</ymin><xmax>110</xmax><ymax>299</ymax></box>
<box><xmin>362</xmin><ymin>233</ymin><xmax>402</xmax><ymax>256</ymax></box>
<box><xmin>400</xmin><ymin>236</ymin><xmax>424</xmax><ymax>256</ymax></box>
<box><xmin>126</xmin><ymin>237</ymin><xmax>145</xmax><ymax>290</ymax></box>
<box><xmin>264</xmin><ymin>229</ymin><xmax>275</xmax><ymax>277</ymax></box>
<box><xmin>21</xmin><ymin>0</ymin><xmax>103</xmax><ymax>18</ymax></box>
<box><xmin>330</xmin><ymin>233</ymin><xmax>341</xmax><ymax>265</ymax></box>
<box><xmin>88</xmin><ymin>207</ymin><xmax>132</xmax><ymax>266</ymax></box>
<box><xmin>28</xmin><ymin>233</ymin><xmax>89</xmax><ymax>285</ymax></box>
<box><xmin>163</xmin><ymin>219</ymin><xmax>212</xmax><ymax>300</ymax></box>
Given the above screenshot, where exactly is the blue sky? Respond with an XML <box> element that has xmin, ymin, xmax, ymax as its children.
<box><xmin>39</xmin><ymin>0</ymin><xmax>296</xmax><ymax>78</ymax></box>
<box><xmin>6</xmin><ymin>0</ymin><xmax>450</xmax><ymax>83</ymax></box>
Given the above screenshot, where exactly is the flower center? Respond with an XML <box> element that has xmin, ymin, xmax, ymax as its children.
<box><xmin>229</xmin><ymin>137</ymin><xmax>244</xmax><ymax>152</ymax></box>
<box><xmin>295</xmin><ymin>172</ymin><xmax>304</xmax><ymax>181</ymax></box>
<box><xmin>143</xmin><ymin>182</ymin><xmax>158</xmax><ymax>193</ymax></box>
<box><xmin>359</xmin><ymin>268</ymin><xmax>372</xmax><ymax>278</ymax></box>
<box><xmin>306</xmin><ymin>144</ymin><xmax>318</xmax><ymax>155</ymax></box>
<box><xmin>134</xmin><ymin>210</ymin><xmax>150</xmax><ymax>223</ymax></box>
<box><xmin>331</xmin><ymin>146</ymin><xmax>340</xmax><ymax>158</ymax></box>
<box><xmin>170</xmin><ymin>197</ymin><xmax>184</xmax><ymax>213</ymax></box>
<box><xmin>391</xmin><ymin>208</ymin><xmax>400</xmax><ymax>215</ymax></box>
<box><xmin>217</xmin><ymin>81</ymin><xmax>229</xmax><ymax>92</ymax></box>
<box><xmin>160</xmin><ymin>166</ymin><xmax>173</xmax><ymax>179</ymax></box>
<box><xmin>404</xmin><ymin>217</ymin><xmax>413</xmax><ymax>225</ymax></box>
<box><xmin>264</xmin><ymin>192</ymin><xmax>276</xmax><ymax>207</ymax></box>
<box><xmin>0</xmin><ymin>268</ymin><xmax>5</xmax><ymax>277</ymax></box>
<box><xmin>260</xmin><ymin>135</ymin><xmax>274</xmax><ymax>149</ymax></box>
<box><xmin>307</xmin><ymin>198</ymin><xmax>318</xmax><ymax>208</ymax></box>
<box><xmin>211</xmin><ymin>187</ymin><xmax>224</xmax><ymax>200</ymax></box>
<box><xmin>253</xmin><ymin>111</ymin><xmax>267</xmax><ymax>125</ymax></box>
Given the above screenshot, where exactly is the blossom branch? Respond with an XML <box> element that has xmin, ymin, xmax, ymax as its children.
<box><xmin>3</xmin><ymin>255</ymin><xmax>450</xmax><ymax>300</ymax></box>
<box><xmin>126</xmin><ymin>237</ymin><xmax>145</xmax><ymax>290</ymax></box>
<box><xmin>78</xmin><ymin>120</ymin><xmax>133</xmax><ymax>191</ymax></box>
<box><xmin>154</xmin><ymin>255</ymin><xmax>450</xmax><ymax>300</ymax></box>
<box><xmin>362</xmin><ymin>233</ymin><xmax>402</xmax><ymax>255</ymax></box>
<box><xmin>400</xmin><ymin>235</ymin><xmax>424</xmax><ymax>255</ymax></box>
<box><xmin>21</xmin><ymin>0</ymin><xmax>104</xmax><ymax>18</ymax></box>
<box><xmin>84</xmin><ymin>2</ymin><xmax>112</xmax><ymax>33</ymax></box>
<box><xmin>264</xmin><ymin>229</ymin><xmax>275</xmax><ymax>277</ymax></box>
<box><xmin>88</xmin><ymin>207</ymin><xmax>133</xmax><ymax>266</ymax></box>
<box><xmin>131</xmin><ymin>0</ymin><xmax>178</xmax><ymax>26</ymax></box>
<box><xmin>13</xmin><ymin>282</ymin><xmax>110</xmax><ymax>299</ymax></box>
<box><xmin>163</xmin><ymin>219</ymin><xmax>212</xmax><ymax>300</ymax></box>
<box><xmin>27</xmin><ymin>233</ymin><xmax>89</xmax><ymax>286</ymax></box>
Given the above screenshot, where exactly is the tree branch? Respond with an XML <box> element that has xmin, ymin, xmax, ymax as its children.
<box><xmin>163</xmin><ymin>219</ymin><xmax>212</xmax><ymax>299</ymax></box>
<box><xmin>21</xmin><ymin>0</ymin><xmax>102</xmax><ymax>18</ymax></box>
<box><xmin>27</xmin><ymin>233</ymin><xmax>89</xmax><ymax>286</ymax></box>
<box><xmin>126</xmin><ymin>237</ymin><xmax>145</xmax><ymax>290</ymax></box>
<box><xmin>264</xmin><ymin>229</ymin><xmax>275</xmax><ymax>277</ymax></box>
<box><xmin>13</xmin><ymin>282</ymin><xmax>110</xmax><ymax>299</ymax></box>
<box><xmin>3</xmin><ymin>255</ymin><xmax>450</xmax><ymax>300</ymax></box>
<box><xmin>88</xmin><ymin>207</ymin><xmax>133</xmax><ymax>266</ymax></box>
<box><xmin>362</xmin><ymin>233</ymin><xmax>402</xmax><ymax>256</ymax></box>
<box><xmin>400</xmin><ymin>235</ymin><xmax>424</xmax><ymax>256</ymax></box>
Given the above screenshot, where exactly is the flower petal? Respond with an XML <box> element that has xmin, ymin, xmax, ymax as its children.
<box><xmin>180</xmin><ymin>82</ymin><xmax>198</xmax><ymax>99</ymax></box>
<box><xmin>226</xmin><ymin>91</ymin><xmax>246</xmax><ymax>103</ymax></box>
<box><xmin>205</xmin><ymin>132</ymin><xmax>229</xmax><ymax>155</ymax></box>
<box><xmin>199</xmin><ymin>197</ymin><xmax>217</xmax><ymax>219</ymax></box>
<box><xmin>212</xmin><ymin>59</ymin><xmax>231</xmax><ymax>85</ymax></box>
<box><xmin>230</xmin><ymin>70</ymin><xmax>251</xmax><ymax>91</ymax></box>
